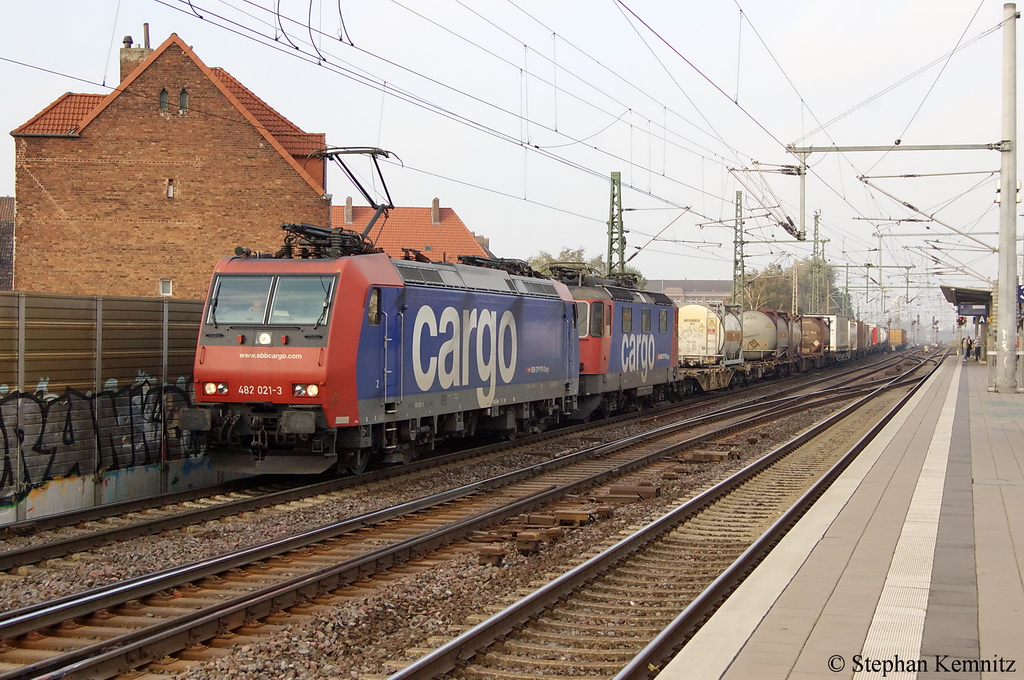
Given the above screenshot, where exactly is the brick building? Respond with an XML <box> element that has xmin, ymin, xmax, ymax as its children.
<box><xmin>10</xmin><ymin>33</ymin><xmax>329</xmax><ymax>299</ymax></box>
<box><xmin>332</xmin><ymin>196</ymin><xmax>492</xmax><ymax>262</ymax></box>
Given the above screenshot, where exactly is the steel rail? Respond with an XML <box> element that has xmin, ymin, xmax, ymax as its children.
<box><xmin>387</xmin><ymin>352</ymin><xmax>942</xmax><ymax>679</ymax></box>
<box><xmin>613</xmin><ymin>352</ymin><xmax>948</xmax><ymax>679</ymax></box>
<box><xmin>0</xmin><ymin>396</ymin><xmax>683</xmax><ymax>571</ymax></box>
<box><xmin>0</xmin><ymin>364</ymin><xmax>901</xmax><ymax>680</ymax></box>
<box><xmin>0</xmin><ymin>350</ymin><xmax>900</xmax><ymax>554</ymax></box>
<box><xmin>0</xmin><ymin>377</ymin><xmax>827</xmax><ymax>638</ymax></box>
<box><xmin>0</xmin><ymin>354</ymin><xmax>893</xmax><ymax>572</ymax></box>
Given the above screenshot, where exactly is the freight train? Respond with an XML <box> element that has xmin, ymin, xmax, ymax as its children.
<box><xmin>180</xmin><ymin>222</ymin><xmax>904</xmax><ymax>475</ymax></box>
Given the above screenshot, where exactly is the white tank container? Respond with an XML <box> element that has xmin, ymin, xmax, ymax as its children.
<box><xmin>742</xmin><ymin>310</ymin><xmax>779</xmax><ymax>360</ymax></box>
<box><xmin>678</xmin><ymin>303</ymin><xmax>742</xmax><ymax>365</ymax></box>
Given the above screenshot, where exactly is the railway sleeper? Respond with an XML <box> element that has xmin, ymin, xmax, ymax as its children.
<box><xmin>519</xmin><ymin>628</ymin><xmax>652</xmax><ymax>648</ymax></box>
<box><xmin>494</xmin><ymin>640</ymin><xmax>645</xmax><ymax>661</ymax></box>
<box><xmin>531</xmin><ymin>616</ymin><xmax>666</xmax><ymax>636</ymax></box>
<box><xmin>460</xmin><ymin>663</ymin><xmax>561</xmax><ymax>680</ymax></box>
<box><xmin>569</xmin><ymin>592</ymin><xmax>695</xmax><ymax>609</ymax></box>
<box><xmin>547</xmin><ymin>603</ymin><xmax>678</xmax><ymax>623</ymax></box>
<box><xmin>594</xmin><ymin>579</ymin><xmax>703</xmax><ymax>594</ymax></box>
<box><xmin>475</xmin><ymin>650</ymin><xmax>629</xmax><ymax>672</ymax></box>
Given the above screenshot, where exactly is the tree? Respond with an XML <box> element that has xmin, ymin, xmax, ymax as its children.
<box><xmin>741</xmin><ymin>258</ymin><xmax>853</xmax><ymax>314</ymax></box>
<box><xmin>527</xmin><ymin>247</ymin><xmax>604</xmax><ymax>275</ymax></box>
<box><xmin>527</xmin><ymin>246</ymin><xmax>647</xmax><ymax>289</ymax></box>
<box><xmin>743</xmin><ymin>263</ymin><xmax>790</xmax><ymax>310</ymax></box>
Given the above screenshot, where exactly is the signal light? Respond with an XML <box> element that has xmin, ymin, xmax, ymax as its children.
<box><xmin>956</xmin><ymin>317</ymin><xmax>966</xmax><ymax>326</ymax></box>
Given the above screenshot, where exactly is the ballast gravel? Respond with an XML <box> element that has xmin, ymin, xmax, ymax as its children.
<box><xmin>0</xmin><ymin>390</ymin><xmax>832</xmax><ymax>678</ymax></box>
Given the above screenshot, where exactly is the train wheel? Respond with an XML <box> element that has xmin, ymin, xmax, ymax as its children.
<box><xmin>347</xmin><ymin>448</ymin><xmax>370</xmax><ymax>475</ymax></box>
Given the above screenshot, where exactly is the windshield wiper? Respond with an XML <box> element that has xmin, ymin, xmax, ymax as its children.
<box><xmin>313</xmin><ymin>299</ymin><xmax>330</xmax><ymax>329</ymax></box>
<box><xmin>209</xmin><ymin>288</ymin><xmax>221</xmax><ymax>329</ymax></box>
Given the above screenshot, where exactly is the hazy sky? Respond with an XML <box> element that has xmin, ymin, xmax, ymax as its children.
<box><xmin>1</xmin><ymin>0</ymin><xmax>1016</xmax><ymax>327</ymax></box>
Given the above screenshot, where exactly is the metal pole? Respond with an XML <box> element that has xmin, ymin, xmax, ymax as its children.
<box><xmin>733</xmin><ymin>191</ymin><xmax>745</xmax><ymax>308</ymax></box>
<box><xmin>15</xmin><ymin>294</ymin><xmax>25</xmax><ymax>521</ymax></box>
<box><xmin>607</xmin><ymin>172</ymin><xmax>624</xmax><ymax>276</ymax></box>
<box><xmin>798</xmin><ymin>152</ymin><xmax>807</xmax><ymax>240</ymax></box>
<box><xmin>996</xmin><ymin>3</ymin><xmax>1019</xmax><ymax>391</ymax></box>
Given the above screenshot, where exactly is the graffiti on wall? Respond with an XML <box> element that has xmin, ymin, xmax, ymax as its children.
<box><xmin>0</xmin><ymin>378</ymin><xmax>197</xmax><ymax>506</ymax></box>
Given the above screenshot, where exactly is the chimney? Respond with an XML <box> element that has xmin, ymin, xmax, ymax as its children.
<box><xmin>473</xmin><ymin>232</ymin><xmax>491</xmax><ymax>255</ymax></box>
<box><xmin>431</xmin><ymin>197</ymin><xmax>440</xmax><ymax>225</ymax></box>
<box><xmin>344</xmin><ymin>196</ymin><xmax>353</xmax><ymax>225</ymax></box>
<box><xmin>119</xmin><ymin>27</ymin><xmax>154</xmax><ymax>82</ymax></box>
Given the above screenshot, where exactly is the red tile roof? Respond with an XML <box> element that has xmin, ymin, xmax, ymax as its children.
<box><xmin>11</xmin><ymin>35</ymin><xmax>325</xmax><ymax>194</ymax></box>
<box><xmin>210</xmin><ymin>69</ymin><xmax>326</xmax><ymax>158</ymax></box>
<box><xmin>12</xmin><ymin>93</ymin><xmax>106</xmax><ymax>135</ymax></box>
<box><xmin>331</xmin><ymin>204</ymin><xmax>491</xmax><ymax>261</ymax></box>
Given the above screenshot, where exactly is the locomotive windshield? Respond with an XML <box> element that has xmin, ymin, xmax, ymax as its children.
<box><xmin>208</xmin><ymin>275</ymin><xmax>336</xmax><ymax>326</ymax></box>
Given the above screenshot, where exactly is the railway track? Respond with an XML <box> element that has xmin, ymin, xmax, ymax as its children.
<box><xmin>0</xmin><ymin>354</ymin><xmax>927</xmax><ymax>679</ymax></box>
<box><xmin>0</xmin><ymin>352</ymin><xmax>909</xmax><ymax>575</ymax></box>
<box><xmin>385</xmin><ymin>351</ymin><xmax>944</xmax><ymax>679</ymax></box>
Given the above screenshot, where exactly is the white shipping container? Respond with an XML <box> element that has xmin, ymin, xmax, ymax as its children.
<box><xmin>823</xmin><ymin>315</ymin><xmax>851</xmax><ymax>352</ymax></box>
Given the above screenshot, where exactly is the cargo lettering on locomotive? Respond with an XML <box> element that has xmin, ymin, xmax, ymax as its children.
<box><xmin>412</xmin><ymin>304</ymin><xmax>518</xmax><ymax>407</ymax></box>
<box><xmin>620</xmin><ymin>333</ymin><xmax>656</xmax><ymax>382</ymax></box>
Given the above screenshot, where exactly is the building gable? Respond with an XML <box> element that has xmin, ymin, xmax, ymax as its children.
<box><xmin>12</xmin><ymin>34</ymin><xmax>324</xmax><ymax>194</ymax></box>
<box><xmin>9</xmin><ymin>33</ymin><xmax>331</xmax><ymax>299</ymax></box>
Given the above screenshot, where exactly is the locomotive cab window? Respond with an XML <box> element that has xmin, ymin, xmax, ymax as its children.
<box><xmin>270</xmin><ymin>276</ymin><xmax>336</xmax><ymax>325</ymax></box>
<box><xmin>368</xmin><ymin>288</ymin><xmax>381</xmax><ymax>326</ymax></box>
<box><xmin>659</xmin><ymin>309</ymin><xmax>668</xmax><ymax>333</ymax></box>
<box><xmin>641</xmin><ymin>308</ymin><xmax>651</xmax><ymax>333</ymax></box>
<box><xmin>208</xmin><ymin>275</ymin><xmax>336</xmax><ymax>326</ymax></box>
<box><xmin>208</xmin><ymin>276</ymin><xmax>273</xmax><ymax>324</ymax></box>
<box><xmin>622</xmin><ymin>307</ymin><xmax>633</xmax><ymax>334</ymax></box>
<box><xmin>589</xmin><ymin>301</ymin><xmax>604</xmax><ymax>338</ymax></box>
<box><xmin>576</xmin><ymin>301</ymin><xmax>589</xmax><ymax>338</ymax></box>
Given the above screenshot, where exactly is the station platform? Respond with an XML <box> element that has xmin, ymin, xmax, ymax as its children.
<box><xmin>662</xmin><ymin>356</ymin><xmax>1024</xmax><ymax>679</ymax></box>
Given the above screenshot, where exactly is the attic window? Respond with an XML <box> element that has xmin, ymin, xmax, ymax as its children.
<box><xmin>178</xmin><ymin>89</ymin><xmax>189</xmax><ymax>112</ymax></box>
<box><xmin>159</xmin><ymin>89</ymin><xmax>168</xmax><ymax>111</ymax></box>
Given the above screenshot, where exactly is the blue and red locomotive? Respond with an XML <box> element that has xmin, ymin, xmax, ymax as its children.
<box><xmin>549</xmin><ymin>265</ymin><xmax>677</xmax><ymax>420</ymax></box>
<box><xmin>181</xmin><ymin>223</ymin><xmax>580</xmax><ymax>474</ymax></box>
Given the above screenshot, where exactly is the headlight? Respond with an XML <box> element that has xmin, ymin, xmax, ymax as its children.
<box><xmin>293</xmin><ymin>383</ymin><xmax>320</xmax><ymax>398</ymax></box>
<box><xmin>256</xmin><ymin>332</ymin><xmax>273</xmax><ymax>346</ymax></box>
<box><xmin>203</xmin><ymin>382</ymin><xmax>228</xmax><ymax>396</ymax></box>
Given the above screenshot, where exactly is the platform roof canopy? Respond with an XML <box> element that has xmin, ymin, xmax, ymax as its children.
<box><xmin>940</xmin><ymin>285</ymin><xmax>992</xmax><ymax>309</ymax></box>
